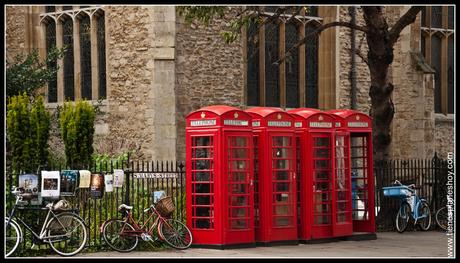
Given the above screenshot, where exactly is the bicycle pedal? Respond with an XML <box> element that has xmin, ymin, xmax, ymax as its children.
<box><xmin>141</xmin><ymin>233</ymin><xmax>152</xmax><ymax>241</ymax></box>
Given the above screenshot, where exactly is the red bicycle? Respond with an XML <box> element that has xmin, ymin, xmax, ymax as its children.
<box><xmin>101</xmin><ymin>196</ymin><xmax>192</xmax><ymax>251</ymax></box>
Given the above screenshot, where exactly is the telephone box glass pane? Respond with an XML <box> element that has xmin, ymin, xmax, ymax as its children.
<box><xmin>314</xmin><ymin>148</ymin><xmax>329</xmax><ymax>158</ymax></box>
<box><xmin>351</xmin><ymin>135</ymin><xmax>369</xmax><ymax>221</ymax></box>
<box><xmin>274</xmin><ymin>217</ymin><xmax>291</xmax><ymax>226</ymax></box>
<box><xmin>272</xmin><ymin>136</ymin><xmax>294</xmax><ymax>227</ymax></box>
<box><xmin>191</xmin><ymin>136</ymin><xmax>215</xmax><ymax>230</ymax></box>
<box><xmin>231</xmin><ymin>196</ymin><xmax>248</xmax><ymax>206</ymax></box>
<box><xmin>231</xmin><ymin>220</ymin><xmax>247</xmax><ymax>229</ymax></box>
<box><xmin>254</xmin><ymin>136</ymin><xmax>260</xmax><ymax>228</ymax></box>
<box><xmin>275</xmin><ymin>171</ymin><xmax>289</xmax><ymax>180</ymax></box>
<box><xmin>274</xmin><ymin>205</ymin><xmax>290</xmax><ymax>215</ymax></box>
<box><xmin>228</xmin><ymin>136</ymin><xmax>251</xmax><ymax>230</ymax></box>
<box><xmin>314</xmin><ymin>137</ymin><xmax>329</xmax><ymax>147</ymax></box>
<box><xmin>312</xmin><ymin>135</ymin><xmax>332</xmax><ymax>226</ymax></box>
<box><xmin>274</xmin><ymin>160</ymin><xmax>290</xmax><ymax>169</ymax></box>
<box><xmin>273</xmin><ymin>136</ymin><xmax>291</xmax><ymax>147</ymax></box>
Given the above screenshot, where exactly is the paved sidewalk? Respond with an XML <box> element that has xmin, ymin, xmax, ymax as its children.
<box><xmin>75</xmin><ymin>231</ymin><xmax>454</xmax><ymax>258</ymax></box>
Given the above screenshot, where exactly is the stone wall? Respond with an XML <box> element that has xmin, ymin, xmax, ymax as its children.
<box><xmin>175</xmin><ymin>9</ymin><xmax>245</xmax><ymax>160</ymax></box>
<box><xmin>105</xmin><ymin>6</ymin><xmax>177</xmax><ymax>161</ymax></box>
<box><xmin>434</xmin><ymin>115</ymin><xmax>455</xmax><ymax>159</ymax></box>
<box><xmin>387</xmin><ymin>7</ymin><xmax>436</xmax><ymax>159</ymax></box>
<box><xmin>6</xmin><ymin>5</ymin><xmax>453</xmax><ymax>163</ymax></box>
<box><xmin>6</xmin><ymin>6</ymin><xmax>27</xmax><ymax>64</ymax></box>
<box><xmin>338</xmin><ymin>6</ymin><xmax>371</xmax><ymax>113</ymax></box>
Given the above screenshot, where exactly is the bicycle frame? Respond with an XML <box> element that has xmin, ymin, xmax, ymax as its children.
<box><xmin>117</xmin><ymin>205</ymin><xmax>166</xmax><ymax>239</ymax></box>
<box><xmin>399</xmin><ymin>189</ymin><xmax>429</xmax><ymax>223</ymax></box>
<box><xmin>6</xmin><ymin>196</ymin><xmax>73</xmax><ymax>243</ymax></box>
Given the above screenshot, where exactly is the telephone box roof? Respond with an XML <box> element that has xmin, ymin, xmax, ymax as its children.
<box><xmin>287</xmin><ymin>108</ymin><xmax>323</xmax><ymax>119</ymax></box>
<box><xmin>186</xmin><ymin>105</ymin><xmax>242</xmax><ymax>118</ymax></box>
<box><xmin>327</xmin><ymin>109</ymin><xmax>372</xmax><ymax>121</ymax></box>
<box><xmin>245</xmin><ymin>107</ymin><xmax>285</xmax><ymax>118</ymax></box>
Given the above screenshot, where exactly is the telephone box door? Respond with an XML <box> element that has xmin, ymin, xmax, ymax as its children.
<box><xmin>187</xmin><ymin>131</ymin><xmax>220</xmax><ymax>244</ymax></box>
<box><xmin>332</xmin><ymin>131</ymin><xmax>353</xmax><ymax>237</ymax></box>
<box><xmin>311</xmin><ymin>133</ymin><xmax>333</xmax><ymax>239</ymax></box>
<box><xmin>224</xmin><ymin>132</ymin><xmax>254</xmax><ymax>243</ymax></box>
<box><xmin>269</xmin><ymin>133</ymin><xmax>297</xmax><ymax>239</ymax></box>
<box><xmin>351</xmin><ymin>133</ymin><xmax>375</xmax><ymax>232</ymax></box>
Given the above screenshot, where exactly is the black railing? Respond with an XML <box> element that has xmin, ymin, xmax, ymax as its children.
<box><xmin>374</xmin><ymin>155</ymin><xmax>449</xmax><ymax>231</ymax></box>
<box><xmin>6</xmin><ymin>157</ymin><xmax>186</xmax><ymax>254</ymax></box>
<box><xmin>5</xmin><ymin>155</ymin><xmax>449</xmax><ymax>255</ymax></box>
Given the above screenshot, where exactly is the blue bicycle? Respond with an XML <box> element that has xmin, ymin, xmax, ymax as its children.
<box><xmin>383</xmin><ymin>180</ymin><xmax>431</xmax><ymax>233</ymax></box>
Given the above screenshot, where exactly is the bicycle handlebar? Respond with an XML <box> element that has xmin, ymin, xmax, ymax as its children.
<box><xmin>393</xmin><ymin>180</ymin><xmax>417</xmax><ymax>189</ymax></box>
<box><xmin>11</xmin><ymin>186</ymin><xmax>24</xmax><ymax>196</ymax></box>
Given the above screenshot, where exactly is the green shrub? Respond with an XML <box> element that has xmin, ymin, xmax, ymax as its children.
<box><xmin>7</xmin><ymin>93</ymin><xmax>50</xmax><ymax>174</ymax></box>
<box><xmin>92</xmin><ymin>152</ymin><xmax>130</xmax><ymax>172</ymax></box>
<box><xmin>30</xmin><ymin>96</ymin><xmax>51</xmax><ymax>169</ymax></box>
<box><xmin>59</xmin><ymin>100</ymin><xmax>96</xmax><ymax>169</ymax></box>
<box><xmin>6</xmin><ymin>47</ymin><xmax>66</xmax><ymax>98</ymax></box>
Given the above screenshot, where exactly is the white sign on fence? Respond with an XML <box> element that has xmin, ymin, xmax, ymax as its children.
<box><xmin>133</xmin><ymin>173</ymin><xmax>178</xmax><ymax>179</ymax></box>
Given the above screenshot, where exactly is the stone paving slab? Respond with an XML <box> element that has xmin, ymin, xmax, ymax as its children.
<box><xmin>45</xmin><ymin>231</ymin><xmax>454</xmax><ymax>258</ymax></box>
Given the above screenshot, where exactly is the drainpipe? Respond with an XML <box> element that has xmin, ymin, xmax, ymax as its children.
<box><xmin>349</xmin><ymin>6</ymin><xmax>357</xmax><ymax>110</ymax></box>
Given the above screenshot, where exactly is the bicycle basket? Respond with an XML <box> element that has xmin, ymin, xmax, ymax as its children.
<box><xmin>155</xmin><ymin>196</ymin><xmax>175</xmax><ymax>217</ymax></box>
<box><xmin>382</xmin><ymin>186</ymin><xmax>413</xmax><ymax>199</ymax></box>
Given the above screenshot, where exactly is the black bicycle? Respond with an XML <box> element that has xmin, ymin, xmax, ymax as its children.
<box><xmin>5</xmin><ymin>187</ymin><xmax>88</xmax><ymax>257</ymax></box>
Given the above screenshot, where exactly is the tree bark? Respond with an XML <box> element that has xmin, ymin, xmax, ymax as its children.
<box><xmin>361</xmin><ymin>6</ymin><xmax>422</xmax><ymax>160</ymax></box>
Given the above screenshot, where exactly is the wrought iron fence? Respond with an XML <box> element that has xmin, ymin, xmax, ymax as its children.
<box><xmin>374</xmin><ymin>154</ymin><xmax>449</xmax><ymax>231</ymax></box>
<box><xmin>5</xmin><ymin>157</ymin><xmax>185</xmax><ymax>255</ymax></box>
<box><xmin>5</xmin><ymin>154</ymin><xmax>449</xmax><ymax>255</ymax></box>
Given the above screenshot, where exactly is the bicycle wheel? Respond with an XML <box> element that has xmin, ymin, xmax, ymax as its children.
<box><xmin>435</xmin><ymin>206</ymin><xmax>448</xmax><ymax>231</ymax></box>
<box><xmin>5</xmin><ymin>218</ymin><xmax>21</xmax><ymax>257</ymax></box>
<box><xmin>395</xmin><ymin>202</ymin><xmax>410</xmax><ymax>233</ymax></box>
<box><xmin>417</xmin><ymin>201</ymin><xmax>431</xmax><ymax>231</ymax></box>
<box><xmin>102</xmin><ymin>219</ymin><xmax>138</xmax><ymax>252</ymax></box>
<box><xmin>159</xmin><ymin>219</ymin><xmax>192</xmax><ymax>249</ymax></box>
<box><xmin>46</xmin><ymin>213</ymin><xmax>88</xmax><ymax>256</ymax></box>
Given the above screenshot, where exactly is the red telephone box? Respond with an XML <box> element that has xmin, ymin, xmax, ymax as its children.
<box><xmin>328</xmin><ymin>110</ymin><xmax>375</xmax><ymax>233</ymax></box>
<box><xmin>288</xmin><ymin>108</ymin><xmax>353</xmax><ymax>241</ymax></box>
<box><xmin>186</xmin><ymin>105</ymin><xmax>255</xmax><ymax>247</ymax></box>
<box><xmin>245</xmin><ymin>107</ymin><xmax>298</xmax><ymax>244</ymax></box>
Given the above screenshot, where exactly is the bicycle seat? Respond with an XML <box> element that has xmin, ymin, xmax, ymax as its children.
<box><xmin>118</xmin><ymin>204</ymin><xmax>133</xmax><ymax>211</ymax></box>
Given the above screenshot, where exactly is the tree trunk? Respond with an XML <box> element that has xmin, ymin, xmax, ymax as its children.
<box><xmin>362</xmin><ymin>7</ymin><xmax>395</xmax><ymax>161</ymax></box>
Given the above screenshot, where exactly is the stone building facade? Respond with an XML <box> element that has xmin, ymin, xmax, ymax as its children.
<box><xmin>5</xmin><ymin>5</ymin><xmax>455</xmax><ymax>162</ymax></box>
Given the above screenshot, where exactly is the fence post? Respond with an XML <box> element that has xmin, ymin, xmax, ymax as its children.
<box><xmin>432</xmin><ymin>152</ymin><xmax>440</xmax><ymax>211</ymax></box>
<box><xmin>125</xmin><ymin>153</ymin><xmax>131</xmax><ymax>205</ymax></box>
<box><xmin>179</xmin><ymin>161</ymin><xmax>185</xmax><ymax>222</ymax></box>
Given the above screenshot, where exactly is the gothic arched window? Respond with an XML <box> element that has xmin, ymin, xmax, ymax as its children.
<box><xmin>246</xmin><ymin>6</ymin><xmax>320</xmax><ymax>108</ymax></box>
<box><xmin>421</xmin><ymin>6</ymin><xmax>455</xmax><ymax>114</ymax></box>
<box><xmin>45</xmin><ymin>19</ymin><xmax>57</xmax><ymax>103</ymax></box>
<box><xmin>62</xmin><ymin>15</ymin><xmax>74</xmax><ymax>101</ymax></box>
<box><xmin>80</xmin><ymin>14</ymin><xmax>92</xmax><ymax>100</ymax></box>
<box><xmin>40</xmin><ymin>6</ymin><xmax>107</xmax><ymax>103</ymax></box>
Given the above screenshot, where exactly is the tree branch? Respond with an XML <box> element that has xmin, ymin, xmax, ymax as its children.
<box><xmin>388</xmin><ymin>6</ymin><xmax>423</xmax><ymax>46</ymax></box>
<box><xmin>274</xmin><ymin>21</ymin><xmax>369</xmax><ymax>65</ymax></box>
<box><xmin>349</xmin><ymin>48</ymin><xmax>369</xmax><ymax>65</ymax></box>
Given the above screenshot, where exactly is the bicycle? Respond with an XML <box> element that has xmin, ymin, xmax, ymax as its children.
<box><xmin>5</xmin><ymin>186</ymin><xmax>88</xmax><ymax>257</ymax></box>
<box><xmin>101</xmin><ymin>196</ymin><xmax>192</xmax><ymax>252</ymax></box>
<box><xmin>382</xmin><ymin>180</ymin><xmax>431</xmax><ymax>233</ymax></box>
<box><xmin>435</xmin><ymin>206</ymin><xmax>448</xmax><ymax>231</ymax></box>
